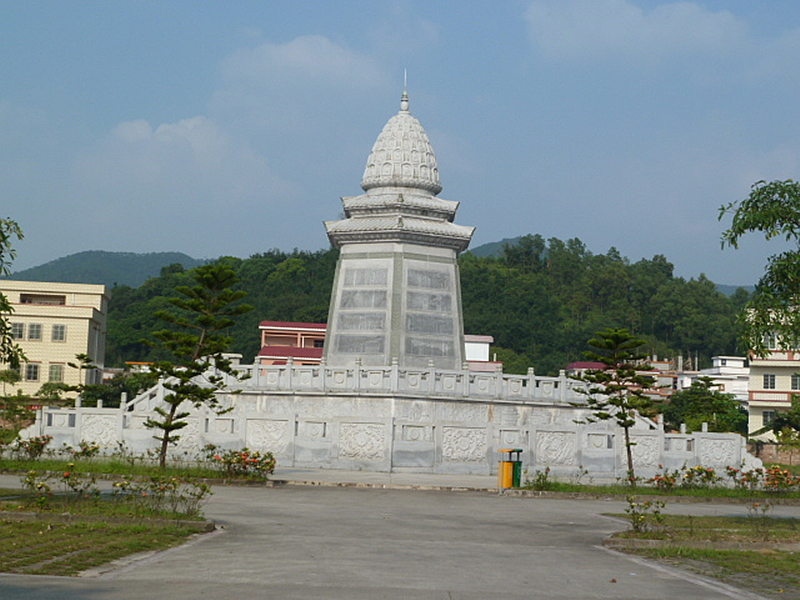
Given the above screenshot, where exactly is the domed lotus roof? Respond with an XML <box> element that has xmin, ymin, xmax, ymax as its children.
<box><xmin>361</xmin><ymin>91</ymin><xmax>442</xmax><ymax>195</ymax></box>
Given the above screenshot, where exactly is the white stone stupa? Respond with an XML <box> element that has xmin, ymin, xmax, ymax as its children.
<box><xmin>324</xmin><ymin>89</ymin><xmax>475</xmax><ymax>370</ymax></box>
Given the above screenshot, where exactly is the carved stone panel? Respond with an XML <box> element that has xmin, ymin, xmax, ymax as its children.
<box><xmin>394</xmin><ymin>400</ymin><xmax>433</xmax><ymax>422</ymax></box>
<box><xmin>81</xmin><ymin>414</ymin><xmax>117</xmax><ymax>448</ymax></box>
<box><xmin>699</xmin><ymin>438</ymin><xmax>737</xmax><ymax>466</ymax></box>
<box><xmin>338</xmin><ymin>423</ymin><xmax>386</xmax><ymax>460</ymax></box>
<box><xmin>297</xmin><ymin>420</ymin><xmax>328</xmax><ymax>439</ymax></box>
<box><xmin>629</xmin><ymin>436</ymin><xmax>660</xmax><ymax>468</ymax></box>
<box><xmin>246</xmin><ymin>419</ymin><xmax>290</xmax><ymax>454</ymax></box>
<box><xmin>499</xmin><ymin>429</ymin><xmax>525</xmax><ymax>447</ymax></box>
<box><xmin>402</xmin><ymin>424</ymin><xmax>433</xmax><ymax>442</ymax></box>
<box><xmin>175</xmin><ymin>418</ymin><xmax>200</xmax><ymax>453</ymax></box>
<box><xmin>587</xmin><ymin>432</ymin><xmax>613</xmax><ymax>451</ymax></box>
<box><xmin>534</xmin><ymin>431</ymin><xmax>576</xmax><ymax>466</ymax></box>
<box><xmin>442</xmin><ymin>427</ymin><xmax>487</xmax><ymax>462</ymax></box>
<box><xmin>437</xmin><ymin>403</ymin><xmax>489</xmax><ymax>423</ymax></box>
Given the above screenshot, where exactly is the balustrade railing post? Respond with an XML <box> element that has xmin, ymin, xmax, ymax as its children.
<box><xmin>390</xmin><ymin>358</ymin><xmax>399</xmax><ymax>393</ymax></box>
<box><xmin>495</xmin><ymin>363</ymin><xmax>503</xmax><ymax>399</ymax></box>
<box><xmin>354</xmin><ymin>358</ymin><xmax>361</xmax><ymax>391</ymax></box>
<box><xmin>319</xmin><ymin>359</ymin><xmax>326</xmax><ymax>392</ymax></box>
<box><xmin>527</xmin><ymin>367</ymin><xmax>535</xmax><ymax>400</ymax></box>
<box><xmin>285</xmin><ymin>357</ymin><xmax>294</xmax><ymax>390</ymax></box>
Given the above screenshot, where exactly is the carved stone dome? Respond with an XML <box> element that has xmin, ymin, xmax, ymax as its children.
<box><xmin>361</xmin><ymin>91</ymin><xmax>442</xmax><ymax>195</ymax></box>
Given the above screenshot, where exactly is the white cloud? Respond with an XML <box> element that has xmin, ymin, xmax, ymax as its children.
<box><xmin>524</xmin><ymin>0</ymin><xmax>748</xmax><ymax>64</ymax></box>
<box><xmin>75</xmin><ymin>115</ymin><xmax>292</xmax><ymax>213</ymax></box>
<box><xmin>219</xmin><ymin>35</ymin><xmax>387</xmax><ymax>89</ymax></box>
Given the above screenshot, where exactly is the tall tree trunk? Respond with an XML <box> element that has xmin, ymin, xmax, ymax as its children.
<box><xmin>624</xmin><ymin>426</ymin><xmax>636</xmax><ymax>488</ymax></box>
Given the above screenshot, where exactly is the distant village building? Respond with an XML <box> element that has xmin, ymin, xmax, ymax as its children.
<box><xmin>257</xmin><ymin>321</ymin><xmax>326</xmax><ymax>366</ymax></box>
<box><xmin>0</xmin><ymin>280</ymin><xmax>109</xmax><ymax>396</ymax></box>
<box><xmin>256</xmin><ymin>320</ymin><xmax>497</xmax><ymax>372</ymax></box>
<box><xmin>748</xmin><ymin>344</ymin><xmax>799</xmax><ymax>440</ymax></box>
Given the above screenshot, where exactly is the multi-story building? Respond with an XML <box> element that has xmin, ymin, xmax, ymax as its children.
<box><xmin>0</xmin><ymin>280</ymin><xmax>110</xmax><ymax>397</ymax></box>
<box><xmin>748</xmin><ymin>345</ymin><xmax>800</xmax><ymax>440</ymax></box>
<box><xmin>257</xmin><ymin>321</ymin><xmax>327</xmax><ymax>366</ymax></box>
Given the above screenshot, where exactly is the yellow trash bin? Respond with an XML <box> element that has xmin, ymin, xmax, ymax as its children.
<box><xmin>498</xmin><ymin>448</ymin><xmax>523</xmax><ymax>489</ymax></box>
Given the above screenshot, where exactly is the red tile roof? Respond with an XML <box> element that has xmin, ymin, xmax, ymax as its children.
<box><xmin>567</xmin><ymin>361</ymin><xmax>606</xmax><ymax>370</ymax></box>
<box><xmin>259</xmin><ymin>321</ymin><xmax>328</xmax><ymax>330</ymax></box>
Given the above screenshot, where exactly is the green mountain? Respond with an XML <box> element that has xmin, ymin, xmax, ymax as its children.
<box><xmin>468</xmin><ymin>236</ymin><xmax>523</xmax><ymax>258</ymax></box>
<box><xmin>6</xmin><ymin>251</ymin><xmax>205</xmax><ymax>288</ymax></box>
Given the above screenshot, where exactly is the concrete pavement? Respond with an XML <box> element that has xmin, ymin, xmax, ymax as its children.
<box><xmin>1</xmin><ymin>468</ymin><xmax>796</xmax><ymax>599</ymax></box>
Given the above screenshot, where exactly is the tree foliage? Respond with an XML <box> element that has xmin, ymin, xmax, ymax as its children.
<box><xmin>145</xmin><ymin>263</ymin><xmax>253</xmax><ymax>468</ymax></box>
<box><xmin>662</xmin><ymin>376</ymin><xmax>748</xmax><ymax>434</ymax></box>
<box><xmin>0</xmin><ymin>218</ymin><xmax>24</xmax><ymax>370</ymax></box>
<box><xmin>103</xmin><ymin>236</ymin><xmax>746</xmax><ymax>375</ymax></box>
<box><xmin>570</xmin><ymin>328</ymin><xmax>656</xmax><ymax>487</ymax></box>
<box><xmin>720</xmin><ymin>179</ymin><xmax>800</xmax><ymax>355</ymax></box>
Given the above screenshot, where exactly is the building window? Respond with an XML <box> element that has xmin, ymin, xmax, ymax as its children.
<box><xmin>763</xmin><ymin>410</ymin><xmax>777</xmax><ymax>425</ymax></box>
<box><xmin>49</xmin><ymin>364</ymin><xmax>64</xmax><ymax>383</ymax></box>
<box><xmin>52</xmin><ymin>324</ymin><xmax>66</xmax><ymax>342</ymax></box>
<box><xmin>792</xmin><ymin>374</ymin><xmax>800</xmax><ymax>391</ymax></box>
<box><xmin>10</xmin><ymin>322</ymin><xmax>24</xmax><ymax>339</ymax></box>
<box><xmin>28</xmin><ymin>323</ymin><xmax>43</xmax><ymax>341</ymax></box>
<box><xmin>763</xmin><ymin>374</ymin><xmax>776</xmax><ymax>390</ymax></box>
<box><xmin>313</xmin><ymin>339</ymin><xmax>324</xmax><ymax>348</ymax></box>
<box><xmin>24</xmin><ymin>364</ymin><xmax>40</xmax><ymax>382</ymax></box>
<box><xmin>765</xmin><ymin>334</ymin><xmax>779</xmax><ymax>350</ymax></box>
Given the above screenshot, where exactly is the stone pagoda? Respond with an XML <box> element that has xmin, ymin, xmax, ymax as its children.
<box><xmin>324</xmin><ymin>90</ymin><xmax>475</xmax><ymax>370</ymax></box>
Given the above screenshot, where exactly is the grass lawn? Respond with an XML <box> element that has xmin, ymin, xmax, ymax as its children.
<box><xmin>0</xmin><ymin>456</ymin><xmax>224</xmax><ymax>479</ymax></box>
<box><xmin>0</xmin><ymin>518</ymin><xmax>208</xmax><ymax>576</ymax></box>
<box><xmin>609</xmin><ymin>513</ymin><xmax>800</xmax><ymax>599</ymax></box>
<box><xmin>0</xmin><ymin>477</ymin><xmax>214</xmax><ymax>576</ymax></box>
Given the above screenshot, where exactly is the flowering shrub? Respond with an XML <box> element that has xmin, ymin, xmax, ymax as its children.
<box><xmin>14</xmin><ymin>435</ymin><xmax>53</xmax><ymax>460</ymax></box>
<box><xmin>59</xmin><ymin>462</ymin><xmax>99</xmax><ymax>500</ymax></box>
<box><xmin>725</xmin><ymin>466</ymin><xmax>765</xmax><ymax>491</ymax></box>
<box><xmin>764</xmin><ymin>465</ymin><xmax>800</xmax><ymax>492</ymax></box>
<box><xmin>212</xmin><ymin>448</ymin><xmax>276</xmax><ymax>480</ymax></box>
<box><xmin>647</xmin><ymin>465</ymin><xmax>679</xmax><ymax>491</ymax></box>
<box><xmin>72</xmin><ymin>440</ymin><xmax>101</xmax><ymax>460</ymax></box>
<box><xmin>681</xmin><ymin>465</ymin><xmax>721</xmax><ymax>488</ymax></box>
<box><xmin>624</xmin><ymin>495</ymin><xmax>666</xmax><ymax>533</ymax></box>
<box><xmin>112</xmin><ymin>476</ymin><xmax>212</xmax><ymax>517</ymax></box>
<box><xmin>21</xmin><ymin>470</ymin><xmax>52</xmax><ymax>507</ymax></box>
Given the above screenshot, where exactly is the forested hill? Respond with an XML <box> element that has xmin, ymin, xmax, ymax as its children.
<box><xmin>7</xmin><ymin>251</ymin><xmax>205</xmax><ymax>288</ymax></box>
<box><xmin>105</xmin><ymin>235</ymin><xmax>751</xmax><ymax>376</ymax></box>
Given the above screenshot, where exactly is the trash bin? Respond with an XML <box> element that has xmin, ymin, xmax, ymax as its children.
<box><xmin>498</xmin><ymin>448</ymin><xmax>523</xmax><ymax>489</ymax></box>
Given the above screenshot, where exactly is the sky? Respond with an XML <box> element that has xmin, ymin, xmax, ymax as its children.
<box><xmin>3</xmin><ymin>0</ymin><xmax>800</xmax><ymax>286</ymax></box>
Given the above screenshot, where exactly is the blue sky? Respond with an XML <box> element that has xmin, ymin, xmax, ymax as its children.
<box><xmin>3</xmin><ymin>1</ymin><xmax>800</xmax><ymax>286</ymax></box>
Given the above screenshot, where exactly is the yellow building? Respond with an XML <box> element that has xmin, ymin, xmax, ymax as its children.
<box><xmin>0</xmin><ymin>280</ymin><xmax>110</xmax><ymax>397</ymax></box>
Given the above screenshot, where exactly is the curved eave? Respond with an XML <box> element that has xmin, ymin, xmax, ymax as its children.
<box><xmin>324</xmin><ymin>218</ymin><xmax>474</xmax><ymax>253</ymax></box>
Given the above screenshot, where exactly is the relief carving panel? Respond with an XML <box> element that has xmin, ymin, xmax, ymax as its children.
<box><xmin>246</xmin><ymin>419</ymin><xmax>290</xmax><ymax>454</ymax></box>
<box><xmin>81</xmin><ymin>414</ymin><xmax>117</xmax><ymax>447</ymax></box>
<box><xmin>338</xmin><ymin>423</ymin><xmax>386</xmax><ymax>460</ymax></box>
<box><xmin>699</xmin><ymin>438</ymin><xmax>737</xmax><ymax>465</ymax></box>
<box><xmin>442</xmin><ymin>427</ymin><xmax>487</xmax><ymax>462</ymax></box>
<box><xmin>535</xmin><ymin>431</ymin><xmax>576</xmax><ymax>466</ymax></box>
<box><xmin>629</xmin><ymin>436</ymin><xmax>660</xmax><ymax>468</ymax></box>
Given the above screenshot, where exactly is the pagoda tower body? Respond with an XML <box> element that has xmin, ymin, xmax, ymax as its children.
<box><xmin>324</xmin><ymin>92</ymin><xmax>475</xmax><ymax>370</ymax></box>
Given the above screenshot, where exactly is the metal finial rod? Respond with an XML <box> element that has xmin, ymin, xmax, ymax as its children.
<box><xmin>401</xmin><ymin>69</ymin><xmax>409</xmax><ymax>111</ymax></box>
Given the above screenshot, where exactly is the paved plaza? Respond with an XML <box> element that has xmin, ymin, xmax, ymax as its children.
<box><xmin>0</xmin><ymin>469</ymin><xmax>793</xmax><ymax>599</ymax></box>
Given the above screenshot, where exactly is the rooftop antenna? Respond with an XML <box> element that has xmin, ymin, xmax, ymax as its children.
<box><xmin>401</xmin><ymin>69</ymin><xmax>409</xmax><ymax>111</ymax></box>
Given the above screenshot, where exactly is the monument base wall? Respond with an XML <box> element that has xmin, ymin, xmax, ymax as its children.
<box><xmin>22</xmin><ymin>386</ymin><xmax>758</xmax><ymax>481</ymax></box>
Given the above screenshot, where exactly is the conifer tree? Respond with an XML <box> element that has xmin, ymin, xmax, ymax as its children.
<box><xmin>571</xmin><ymin>328</ymin><xmax>657</xmax><ymax>487</ymax></box>
<box><xmin>146</xmin><ymin>263</ymin><xmax>252</xmax><ymax>468</ymax></box>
